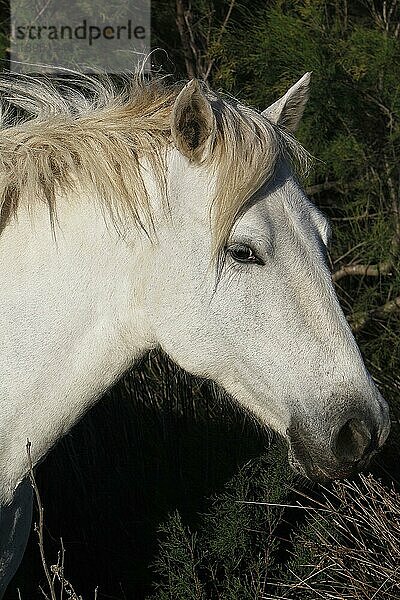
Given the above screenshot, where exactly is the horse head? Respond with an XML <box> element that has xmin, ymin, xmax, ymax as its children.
<box><xmin>146</xmin><ymin>74</ymin><xmax>390</xmax><ymax>481</ymax></box>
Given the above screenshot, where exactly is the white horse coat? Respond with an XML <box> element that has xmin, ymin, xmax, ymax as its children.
<box><xmin>0</xmin><ymin>72</ymin><xmax>389</xmax><ymax>595</ymax></box>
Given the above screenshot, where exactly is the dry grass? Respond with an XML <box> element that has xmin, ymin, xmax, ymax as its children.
<box><xmin>268</xmin><ymin>475</ymin><xmax>400</xmax><ymax>600</ymax></box>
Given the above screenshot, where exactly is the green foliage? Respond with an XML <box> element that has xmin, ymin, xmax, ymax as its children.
<box><xmin>150</xmin><ymin>512</ymin><xmax>205</xmax><ymax>600</ymax></box>
<box><xmin>149</xmin><ymin>444</ymin><xmax>294</xmax><ymax>599</ymax></box>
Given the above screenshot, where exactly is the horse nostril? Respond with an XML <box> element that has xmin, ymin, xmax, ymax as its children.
<box><xmin>332</xmin><ymin>418</ymin><xmax>373</xmax><ymax>463</ymax></box>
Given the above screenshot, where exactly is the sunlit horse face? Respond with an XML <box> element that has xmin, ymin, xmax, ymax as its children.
<box><xmin>148</xmin><ymin>75</ymin><xmax>390</xmax><ymax>481</ymax></box>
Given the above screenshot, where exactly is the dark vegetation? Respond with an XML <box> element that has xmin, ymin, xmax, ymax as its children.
<box><xmin>1</xmin><ymin>1</ymin><xmax>399</xmax><ymax>598</ymax></box>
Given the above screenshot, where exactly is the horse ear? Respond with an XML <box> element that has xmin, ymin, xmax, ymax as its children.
<box><xmin>262</xmin><ymin>72</ymin><xmax>311</xmax><ymax>133</ymax></box>
<box><xmin>171</xmin><ymin>79</ymin><xmax>216</xmax><ymax>162</ymax></box>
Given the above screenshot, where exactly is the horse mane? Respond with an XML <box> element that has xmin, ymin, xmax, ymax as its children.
<box><xmin>0</xmin><ymin>71</ymin><xmax>311</xmax><ymax>253</ymax></box>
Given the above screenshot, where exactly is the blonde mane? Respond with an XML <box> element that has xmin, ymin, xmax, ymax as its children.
<box><xmin>0</xmin><ymin>72</ymin><xmax>311</xmax><ymax>253</ymax></box>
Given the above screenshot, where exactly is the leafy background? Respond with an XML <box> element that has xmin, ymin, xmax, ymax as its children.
<box><xmin>0</xmin><ymin>0</ymin><xmax>399</xmax><ymax>598</ymax></box>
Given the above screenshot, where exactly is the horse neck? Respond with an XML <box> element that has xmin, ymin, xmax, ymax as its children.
<box><xmin>0</xmin><ymin>189</ymin><xmax>155</xmax><ymax>500</ymax></box>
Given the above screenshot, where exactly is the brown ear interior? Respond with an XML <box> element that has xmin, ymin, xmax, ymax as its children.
<box><xmin>171</xmin><ymin>82</ymin><xmax>215</xmax><ymax>160</ymax></box>
<box><xmin>178</xmin><ymin>103</ymin><xmax>207</xmax><ymax>152</ymax></box>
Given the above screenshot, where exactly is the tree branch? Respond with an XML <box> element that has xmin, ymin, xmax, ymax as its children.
<box><xmin>349</xmin><ymin>296</ymin><xmax>400</xmax><ymax>332</ymax></box>
<box><xmin>333</xmin><ymin>160</ymin><xmax>399</xmax><ymax>282</ymax></box>
<box><xmin>306</xmin><ymin>181</ymin><xmax>346</xmax><ymax>195</ymax></box>
<box><xmin>183</xmin><ymin>6</ymin><xmax>207</xmax><ymax>78</ymax></box>
<box><xmin>176</xmin><ymin>0</ymin><xmax>196</xmax><ymax>79</ymax></box>
<box><xmin>204</xmin><ymin>0</ymin><xmax>236</xmax><ymax>81</ymax></box>
<box><xmin>175</xmin><ymin>0</ymin><xmax>236</xmax><ymax>81</ymax></box>
<box><xmin>332</xmin><ymin>261</ymin><xmax>393</xmax><ymax>282</ymax></box>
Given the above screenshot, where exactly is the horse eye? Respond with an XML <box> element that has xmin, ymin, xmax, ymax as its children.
<box><xmin>227</xmin><ymin>243</ymin><xmax>263</xmax><ymax>265</ymax></box>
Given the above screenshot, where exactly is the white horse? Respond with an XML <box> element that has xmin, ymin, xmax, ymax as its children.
<box><xmin>0</xmin><ymin>71</ymin><xmax>390</xmax><ymax>595</ymax></box>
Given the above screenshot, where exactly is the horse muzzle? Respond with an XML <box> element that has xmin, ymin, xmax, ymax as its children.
<box><xmin>287</xmin><ymin>403</ymin><xmax>391</xmax><ymax>482</ymax></box>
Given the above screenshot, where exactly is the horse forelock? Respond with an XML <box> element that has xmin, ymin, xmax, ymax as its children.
<box><xmin>206</xmin><ymin>98</ymin><xmax>312</xmax><ymax>256</ymax></box>
<box><xmin>0</xmin><ymin>72</ymin><xmax>311</xmax><ymax>251</ymax></box>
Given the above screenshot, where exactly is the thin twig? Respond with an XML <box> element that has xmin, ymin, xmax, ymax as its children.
<box><xmin>333</xmin><ymin>159</ymin><xmax>399</xmax><ymax>282</ymax></box>
<box><xmin>26</xmin><ymin>440</ymin><xmax>57</xmax><ymax>600</ymax></box>
<box><xmin>204</xmin><ymin>0</ymin><xmax>236</xmax><ymax>81</ymax></box>
<box><xmin>384</xmin><ymin>156</ymin><xmax>400</xmax><ymax>254</ymax></box>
